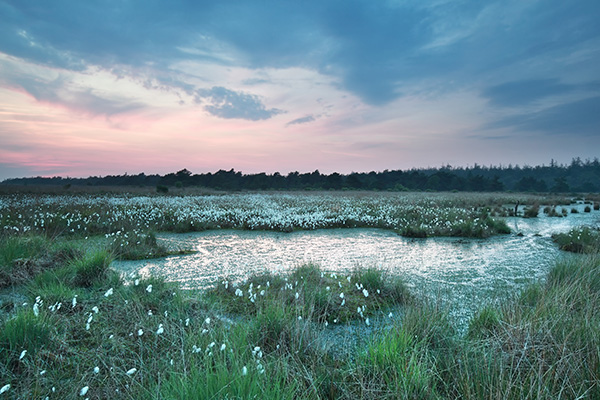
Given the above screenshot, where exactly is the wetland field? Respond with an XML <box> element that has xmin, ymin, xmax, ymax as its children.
<box><xmin>1</xmin><ymin>191</ymin><xmax>599</xmax><ymax>399</ymax></box>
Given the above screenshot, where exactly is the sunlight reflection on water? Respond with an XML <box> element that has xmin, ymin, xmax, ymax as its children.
<box><xmin>113</xmin><ymin>208</ymin><xmax>599</xmax><ymax>323</ymax></box>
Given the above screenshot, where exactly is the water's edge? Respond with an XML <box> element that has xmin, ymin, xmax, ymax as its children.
<box><xmin>113</xmin><ymin>209</ymin><xmax>599</xmax><ymax>323</ymax></box>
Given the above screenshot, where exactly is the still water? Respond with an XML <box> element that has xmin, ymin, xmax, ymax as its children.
<box><xmin>113</xmin><ymin>205</ymin><xmax>599</xmax><ymax>322</ymax></box>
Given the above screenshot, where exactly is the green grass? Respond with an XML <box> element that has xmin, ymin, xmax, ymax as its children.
<box><xmin>1</xmin><ymin>192</ymin><xmax>529</xmax><ymax>240</ymax></box>
<box><xmin>109</xmin><ymin>231</ymin><xmax>191</xmax><ymax>260</ymax></box>
<box><xmin>0</xmin><ymin>233</ymin><xmax>599</xmax><ymax>399</ymax></box>
<box><xmin>353</xmin><ymin>328</ymin><xmax>440</xmax><ymax>399</ymax></box>
<box><xmin>552</xmin><ymin>226</ymin><xmax>600</xmax><ymax>253</ymax></box>
<box><xmin>205</xmin><ymin>264</ymin><xmax>412</xmax><ymax>325</ymax></box>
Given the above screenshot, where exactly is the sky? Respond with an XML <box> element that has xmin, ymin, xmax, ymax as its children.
<box><xmin>1</xmin><ymin>0</ymin><xmax>599</xmax><ymax>181</ymax></box>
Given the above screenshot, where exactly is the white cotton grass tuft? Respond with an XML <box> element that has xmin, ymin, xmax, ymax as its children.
<box><xmin>156</xmin><ymin>324</ymin><xmax>164</xmax><ymax>335</ymax></box>
<box><xmin>19</xmin><ymin>350</ymin><xmax>27</xmax><ymax>360</ymax></box>
<box><xmin>146</xmin><ymin>284</ymin><xmax>153</xmax><ymax>293</ymax></box>
<box><xmin>72</xmin><ymin>295</ymin><xmax>78</xmax><ymax>308</ymax></box>
<box><xmin>79</xmin><ymin>386</ymin><xmax>89</xmax><ymax>396</ymax></box>
<box><xmin>126</xmin><ymin>368</ymin><xmax>137</xmax><ymax>376</ymax></box>
<box><xmin>92</xmin><ymin>306</ymin><xmax>99</xmax><ymax>314</ymax></box>
<box><xmin>242</xmin><ymin>366</ymin><xmax>248</xmax><ymax>376</ymax></box>
<box><xmin>93</xmin><ymin>366</ymin><xmax>100</xmax><ymax>374</ymax></box>
<box><xmin>0</xmin><ymin>384</ymin><xmax>10</xmax><ymax>394</ymax></box>
<box><xmin>137</xmin><ymin>329</ymin><xmax>144</xmax><ymax>336</ymax></box>
<box><xmin>104</xmin><ymin>288</ymin><xmax>113</xmax><ymax>297</ymax></box>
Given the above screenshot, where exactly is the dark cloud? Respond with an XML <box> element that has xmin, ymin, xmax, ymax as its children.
<box><xmin>487</xmin><ymin>96</ymin><xmax>600</xmax><ymax>136</ymax></box>
<box><xmin>481</xmin><ymin>79</ymin><xmax>576</xmax><ymax>107</ymax></box>
<box><xmin>1</xmin><ymin>0</ymin><xmax>599</xmax><ymax>108</ymax></box>
<box><xmin>286</xmin><ymin>115</ymin><xmax>316</xmax><ymax>126</ymax></box>
<box><xmin>195</xmin><ymin>86</ymin><xmax>284</xmax><ymax>121</ymax></box>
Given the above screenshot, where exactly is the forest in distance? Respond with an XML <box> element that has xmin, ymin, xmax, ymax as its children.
<box><xmin>3</xmin><ymin>157</ymin><xmax>600</xmax><ymax>193</ymax></box>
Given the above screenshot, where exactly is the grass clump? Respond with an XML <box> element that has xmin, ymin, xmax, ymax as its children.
<box><xmin>70</xmin><ymin>250</ymin><xmax>113</xmax><ymax>287</ymax></box>
<box><xmin>109</xmin><ymin>231</ymin><xmax>175</xmax><ymax>260</ymax></box>
<box><xmin>0</xmin><ymin>309</ymin><xmax>51</xmax><ymax>367</ymax></box>
<box><xmin>523</xmin><ymin>204</ymin><xmax>540</xmax><ymax>218</ymax></box>
<box><xmin>0</xmin><ymin>235</ymin><xmax>48</xmax><ymax>265</ymax></box>
<box><xmin>0</xmin><ymin>235</ymin><xmax>49</xmax><ymax>287</ymax></box>
<box><xmin>552</xmin><ymin>226</ymin><xmax>600</xmax><ymax>253</ymax></box>
<box><xmin>352</xmin><ymin>328</ymin><xmax>440</xmax><ymax>399</ymax></box>
<box><xmin>206</xmin><ymin>264</ymin><xmax>412</xmax><ymax>325</ymax></box>
<box><xmin>467</xmin><ymin>306</ymin><xmax>501</xmax><ymax>339</ymax></box>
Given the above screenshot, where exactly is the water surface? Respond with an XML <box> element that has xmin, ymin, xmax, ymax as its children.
<box><xmin>113</xmin><ymin>206</ymin><xmax>599</xmax><ymax>322</ymax></box>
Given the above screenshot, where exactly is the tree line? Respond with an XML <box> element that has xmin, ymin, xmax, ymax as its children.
<box><xmin>3</xmin><ymin>158</ymin><xmax>599</xmax><ymax>193</ymax></box>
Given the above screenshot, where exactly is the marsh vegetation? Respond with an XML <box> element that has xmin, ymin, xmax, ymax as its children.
<box><xmin>1</xmin><ymin>191</ymin><xmax>599</xmax><ymax>398</ymax></box>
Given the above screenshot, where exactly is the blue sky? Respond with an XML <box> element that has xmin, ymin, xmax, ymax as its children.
<box><xmin>0</xmin><ymin>0</ymin><xmax>599</xmax><ymax>180</ymax></box>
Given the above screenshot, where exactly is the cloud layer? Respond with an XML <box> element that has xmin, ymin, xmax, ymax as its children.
<box><xmin>0</xmin><ymin>0</ymin><xmax>599</xmax><ymax>179</ymax></box>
